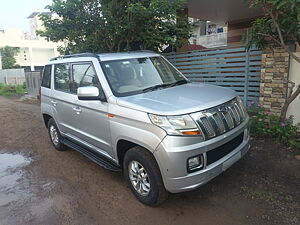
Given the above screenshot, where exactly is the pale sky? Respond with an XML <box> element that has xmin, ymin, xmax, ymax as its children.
<box><xmin>0</xmin><ymin>0</ymin><xmax>53</xmax><ymax>31</ymax></box>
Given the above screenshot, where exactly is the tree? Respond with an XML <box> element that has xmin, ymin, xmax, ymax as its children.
<box><xmin>243</xmin><ymin>0</ymin><xmax>300</xmax><ymax>120</ymax></box>
<box><xmin>0</xmin><ymin>46</ymin><xmax>20</xmax><ymax>69</ymax></box>
<box><xmin>37</xmin><ymin>0</ymin><xmax>192</xmax><ymax>54</ymax></box>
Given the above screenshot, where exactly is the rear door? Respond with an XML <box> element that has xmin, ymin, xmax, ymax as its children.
<box><xmin>41</xmin><ymin>65</ymin><xmax>53</xmax><ymax>117</ymax></box>
<box><xmin>71</xmin><ymin>62</ymin><xmax>114</xmax><ymax>158</ymax></box>
<box><xmin>51</xmin><ymin>63</ymin><xmax>78</xmax><ymax>137</ymax></box>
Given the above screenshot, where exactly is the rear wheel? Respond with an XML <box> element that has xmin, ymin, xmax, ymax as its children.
<box><xmin>123</xmin><ymin>146</ymin><xmax>168</xmax><ymax>206</ymax></box>
<box><xmin>47</xmin><ymin>118</ymin><xmax>67</xmax><ymax>151</ymax></box>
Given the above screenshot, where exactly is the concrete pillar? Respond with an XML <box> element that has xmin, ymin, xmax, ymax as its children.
<box><xmin>259</xmin><ymin>48</ymin><xmax>290</xmax><ymax>115</ymax></box>
<box><xmin>287</xmin><ymin>52</ymin><xmax>300</xmax><ymax>124</ymax></box>
<box><xmin>28</xmin><ymin>47</ymin><xmax>34</xmax><ymax>71</ymax></box>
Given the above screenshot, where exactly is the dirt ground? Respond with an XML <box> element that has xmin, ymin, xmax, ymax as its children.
<box><xmin>0</xmin><ymin>96</ymin><xmax>299</xmax><ymax>225</ymax></box>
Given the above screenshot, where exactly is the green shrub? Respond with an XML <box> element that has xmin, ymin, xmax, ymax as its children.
<box><xmin>248</xmin><ymin>102</ymin><xmax>300</xmax><ymax>149</ymax></box>
<box><xmin>0</xmin><ymin>83</ymin><xmax>27</xmax><ymax>96</ymax></box>
<box><xmin>15</xmin><ymin>84</ymin><xmax>26</xmax><ymax>94</ymax></box>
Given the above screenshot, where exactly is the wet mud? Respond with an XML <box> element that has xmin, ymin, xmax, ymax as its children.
<box><xmin>0</xmin><ymin>97</ymin><xmax>299</xmax><ymax>225</ymax></box>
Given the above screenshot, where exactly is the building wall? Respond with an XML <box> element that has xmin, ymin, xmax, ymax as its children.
<box><xmin>0</xmin><ymin>28</ymin><xmax>61</xmax><ymax>70</ymax></box>
<box><xmin>227</xmin><ymin>20</ymin><xmax>252</xmax><ymax>46</ymax></box>
<box><xmin>287</xmin><ymin>53</ymin><xmax>300</xmax><ymax>124</ymax></box>
<box><xmin>0</xmin><ymin>68</ymin><xmax>25</xmax><ymax>85</ymax></box>
<box><xmin>31</xmin><ymin>48</ymin><xmax>56</xmax><ymax>65</ymax></box>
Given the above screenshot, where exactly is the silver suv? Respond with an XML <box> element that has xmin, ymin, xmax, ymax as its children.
<box><xmin>41</xmin><ymin>51</ymin><xmax>250</xmax><ymax>206</ymax></box>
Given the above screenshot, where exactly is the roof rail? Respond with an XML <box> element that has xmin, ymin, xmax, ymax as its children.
<box><xmin>50</xmin><ymin>53</ymin><xmax>100</xmax><ymax>61</ymax></box>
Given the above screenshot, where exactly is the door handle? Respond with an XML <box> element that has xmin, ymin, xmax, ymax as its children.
<box><xmin>73</xmin><ymin>107</ymin><xmax>82</xmax><ymax>114</ymax></box>
<box><xmin>50</xmin><ymin>100</ymin><xmax>57</xmax><ymax>106</ymax></box>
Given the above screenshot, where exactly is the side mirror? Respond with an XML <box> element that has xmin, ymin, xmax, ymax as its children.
<box><xmin>77</xmin><ymin>86</ymin><xmax>106</xmax><ymax>101</ymax></box>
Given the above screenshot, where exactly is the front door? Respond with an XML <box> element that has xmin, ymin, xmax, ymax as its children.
<box><xmin>70</xmin><ymin>62</ymin><xmax>114</xmax><ymax>159</ymax></box>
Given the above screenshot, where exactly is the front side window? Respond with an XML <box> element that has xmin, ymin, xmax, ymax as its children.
<box><xmin>54</xmin><ymin>63</ymin><xmax>71</xmax><ymax>92</ymax></box>
<box><xmin>101</xmin><ymin>56</ymin><xmax>187</xmax><ymax>97</ymax></box>
<box><xmin>72</xmin><ymin>63</ymin><xmax>101</xmax><ymax>93</ymax></box>
<box><xmin>41</xmin><ymin>65</ymin><xmax>52</xmax><ymax>88</ymax></box>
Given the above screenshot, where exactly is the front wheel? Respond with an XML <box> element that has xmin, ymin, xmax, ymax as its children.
<box><xmin>123</xmin><ymin>146</ymin><xmax>168</xmax><ymax>206</ymax></box>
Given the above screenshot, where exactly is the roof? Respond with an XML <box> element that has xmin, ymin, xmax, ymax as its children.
<box><xmin>27</xmin><ymin>12</ymin><xmax>40</xmax><ymax>19</ymax></box>
<box><xmin>27</xmin><ymin>12</ymin><xmax>52</xmax><ymax>19</ymax></box>
<box><xmin>188</xmin><ymin>0</ymin><xmax>263</xmax><ymax>23</ymax></box>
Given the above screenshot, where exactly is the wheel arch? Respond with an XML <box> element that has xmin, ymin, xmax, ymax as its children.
<box><xmin>42</xmin><ymin>113</ymin><xmax>53</xmax><ymax>128</ymax></box>
<box><xmin>116</xmin><ymin>139</ymin><xmax>155</xmax><ymax>167</ymax></box>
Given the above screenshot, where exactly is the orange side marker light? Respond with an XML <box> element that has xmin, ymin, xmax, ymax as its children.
<box><xmin>108</xmin><ymin>113</ymin><xmax>115</xmax><ymax>118</ymax></box>
<box><xmin>181</xmin><ymin>130</ymin><xmax>201</xmax><ymax>135</ymax></box>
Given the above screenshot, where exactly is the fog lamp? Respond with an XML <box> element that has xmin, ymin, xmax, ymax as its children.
<box><xmin>187</xmin><ymin>155</ymin><xmax>204</xmax><ymax>172</ymax></box>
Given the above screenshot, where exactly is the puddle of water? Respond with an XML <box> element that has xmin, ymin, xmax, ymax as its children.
<box><xmin>0</xmin><ymin>153</ymin><xmax>30</xmax><ymax>172</ymax></box>
<box><xmin>0</xmin><ymin>152</ymin><xmax>31</xmax><ymax>207</ymax></box>
<box><xmin>0</xmin><ymin>193</ymin><xmax>19</xmax><ymax>206</ymax></box>
<box><xmin>0</xmin><ymin>152</ymin><xmax>68</xmax><ymax>224</ymax></box>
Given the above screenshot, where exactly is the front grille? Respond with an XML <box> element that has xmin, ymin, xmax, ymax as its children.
<box><xmin>191</xmin><ymin>97</ymin><xmax>247</xmax><ymax>140</ymax></box>
<box><xmin>206</xmin><ymin>132</ymin><xmax>244</xmax><ymax>165</ymax></box>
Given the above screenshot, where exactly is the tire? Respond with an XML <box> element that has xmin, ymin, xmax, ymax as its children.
<box><xmin>123</xmin><ymin>146</ymin><xmax>168</xmax><ymax>206</ymax></box>
<box><xmin>47</xmin><ymin>118</ymin><xmax>67</xmax><ymax>151</ymax></box>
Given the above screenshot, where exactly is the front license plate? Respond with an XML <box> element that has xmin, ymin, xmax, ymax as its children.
<box><xmin>222</xmin><ymin>152</ymin><xmax>241</xmax><ymax>171</ymax></box>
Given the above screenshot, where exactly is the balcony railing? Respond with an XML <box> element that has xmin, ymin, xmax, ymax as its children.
<box><xmin>190</xmin><ymin>32</ymin><xmax>228</xmax><ymax>48</ymax></box>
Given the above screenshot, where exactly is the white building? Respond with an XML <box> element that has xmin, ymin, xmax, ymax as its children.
<box><xmin>189</xmin><ymin>18</ymin><xmax>228</xmax><ymax>48</ymax></box>
<box><xmin>0</xmin><ymin>12</ymin><xmax>63</xmax><ymax>71</ymax></box>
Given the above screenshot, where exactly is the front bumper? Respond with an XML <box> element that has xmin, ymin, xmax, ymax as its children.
<box><xmin>154</xmin><ymin>118</ymin><xmax>250</xmax><ymax>193</ymax></box>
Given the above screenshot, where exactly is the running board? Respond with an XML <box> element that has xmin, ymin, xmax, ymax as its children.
<box><xmin>62</xmin><ymin>138</ymin><xmax>121</xmax><ymax>172</ymax></box>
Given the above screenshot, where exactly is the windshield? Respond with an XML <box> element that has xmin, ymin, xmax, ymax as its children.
<box><xmin>100</xmin><ymin>56</ymin><xmax>188</xmax><ymax>97</ymax></box>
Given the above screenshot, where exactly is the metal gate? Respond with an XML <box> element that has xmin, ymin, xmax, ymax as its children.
<box><xmin>25</xmin><ymin>71</ymin><xmax>42</xmax><ymax>97</ymax></box>
<box><xmin>165</xmin><ymin>46</ymin><xmax>262</xmax><ymax>106</ymax></box>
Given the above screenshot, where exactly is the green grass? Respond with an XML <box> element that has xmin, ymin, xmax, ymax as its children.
<box><xmin>0</xmin><ymin>83</ymin><xmax>27</xmax><ymax>97</ymax></box>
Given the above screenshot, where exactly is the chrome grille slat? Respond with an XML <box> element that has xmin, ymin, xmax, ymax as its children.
<box><xmin>235</xmin><ymin>102</ymin><xmax>245</xmax><ymax>120</ymax></box>
<box><xmin>207</xmin><ymin>113</ymin><xmax>220</xmax><ymax>136</ymax></box>
<box><xmin>232</xmin><ymin>105</ymin><xmax>241</xmax><ymax>124</ymax></box>
<box><xmin>219</xmin><ymin>111</ymin><xmax>230</xmax><ymax>131</ymax></box>
<box><xmin>223</xmin><ymin>111</ymin><xmax>235</xmax><ymax>130</ymax></box>
<box><xmin>196</xmin><ymin>119</ymin><xmax>209</xmax><ymax>138</ymax></box>
<box><xmin>213</xmin><ymin>113</ymin><xmax>226</xmax><ymax>134</ymax></box>
<box><xmin>191</xmin><ymin>97</ymin><xmax>247</xmax><ymax>141</ymax></box>
<box><xmin>233</xmin><ymin>103</ymin><xmax>241</xmax><ymax>120</ymax></box>
<box><xmin>199</xmin><ymin>116</ymin><xmax>215</xmax><ymax>138</ymax></box>
<box><xmin>229</xmin><ymin>106</ymin><xmax>239</xmax><ymax>125</ymax></box>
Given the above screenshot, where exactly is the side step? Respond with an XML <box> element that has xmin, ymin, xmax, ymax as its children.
<box><xmin>62</xmin><ymin>138</ymin><xmax>121</xmax><ymax>172</ymax></box>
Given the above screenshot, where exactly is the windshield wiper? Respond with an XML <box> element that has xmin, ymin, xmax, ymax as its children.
<box><xmin>141</xmin><ymin>80</ymin><xmax>189</xmax><ymax>93</ymax></box>
<box><xmin>168</xmin><ymin>79</ymin><xmax>189</xmax><ymax>87</ymax></box>
<box><xmin>142</xmin><ymin>83</ymin><xmax>170</xmax><ymax>93</ymax></box>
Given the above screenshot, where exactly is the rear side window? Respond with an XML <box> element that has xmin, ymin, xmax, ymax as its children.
<box><xmin>72</xmin><ymin>63</ymin><xmax>103</xmax><ymax>93</ymax></box>
<box><xmin>54</xmin><ymin>63</ymin><xmax>71</xmax><ymax>92</ymax></box>
<box><xmin>41</xmin><ymin>65</ymin><xmax>52</xmax><ymax>88</ymax></box>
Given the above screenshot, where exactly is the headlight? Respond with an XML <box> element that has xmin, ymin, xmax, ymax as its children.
<box><xmin>149</xmin><ymin>114</ymin><xmax>203</xmax><ymax>136</ymax></box>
